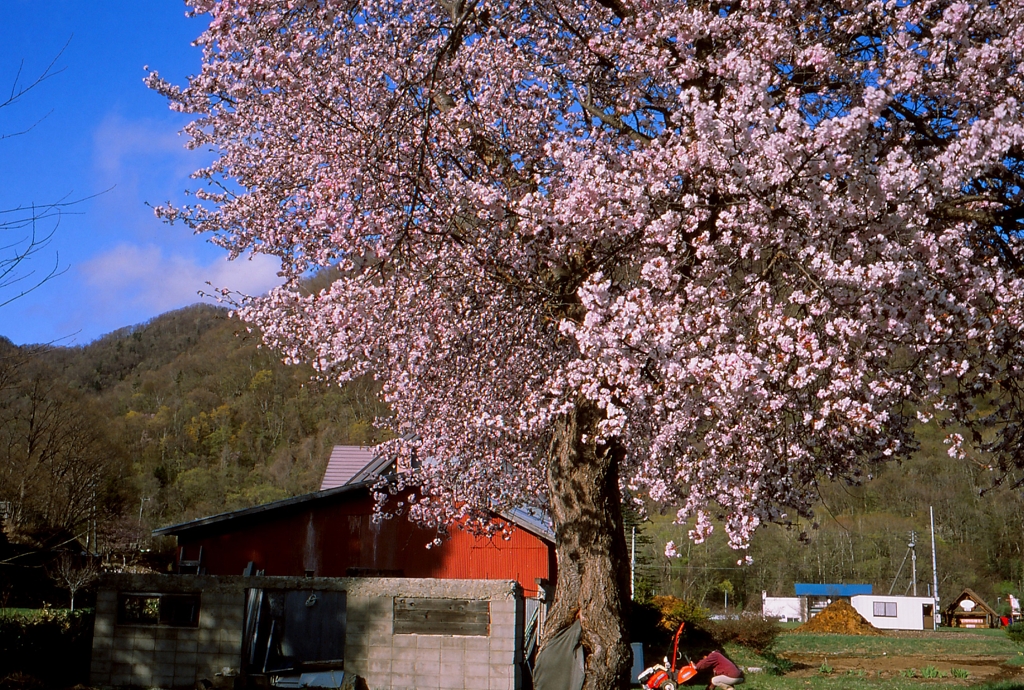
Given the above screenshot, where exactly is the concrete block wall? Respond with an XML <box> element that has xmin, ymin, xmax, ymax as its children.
<box><xmin>91</xmin><ymin>574</ymin><xmax>523</xmax><ymax>690</ymax></box>
<box><xmin>90</xmin><ymin>579</ymin><xmax>245</xmax><ymax>688</ymax></box>
<box><xmin>342</xmin><ymin>579</ymin><xmax>523</xmax><ymax>690</ymax></box>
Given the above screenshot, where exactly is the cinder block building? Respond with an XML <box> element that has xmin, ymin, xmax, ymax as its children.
<box><xmin>90</xmin><ymin>574</ymin><xmax>525</xmax><ymax>690</ymax></box>
<box><xmin>90</xmin><ymin>448</ymin><xmax>552</xmax><ymax>689</ymax></box>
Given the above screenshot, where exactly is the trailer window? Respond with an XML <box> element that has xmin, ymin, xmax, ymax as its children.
<box><xmin>873</xmin><ymin>602</ymin><xmax>897</xmax><ymax>617</ymax></box>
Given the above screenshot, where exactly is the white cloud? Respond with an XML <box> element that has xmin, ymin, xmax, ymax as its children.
<box><xmin>80</xmin><ymin>243</ymin><xmax>283</xmax><ymax>313</ymax></box>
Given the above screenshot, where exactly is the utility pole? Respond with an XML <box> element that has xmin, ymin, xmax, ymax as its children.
<box><xmin>910</xmin><ymin>531</ymin><xmax>918</xmax><ymax>596</ymax></box>
<box><xmin>889</xmin><ymin>531</ymin><xmax>919</xmax><ymax>596</ymax></box>
<box><xmin>931</xmin><ymin>506</ymin><xmax>940</xmax><ymax>626</ymax></box>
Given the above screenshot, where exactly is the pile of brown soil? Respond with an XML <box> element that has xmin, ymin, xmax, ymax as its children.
<box><xmin>796</xmin><ymin>600</ymin><xmax>884</xmax><ymax>635</ymax></box>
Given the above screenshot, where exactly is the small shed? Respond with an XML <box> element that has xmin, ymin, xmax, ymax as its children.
<box><xmin>850</xmin><ymin>595</ymin><xmax>936</xmax><ymax>631</ymax></box>
<box><xmin>944</xmin><ymin>588</ymin><xmax>1000</xmax><ymax>628</ymax></box>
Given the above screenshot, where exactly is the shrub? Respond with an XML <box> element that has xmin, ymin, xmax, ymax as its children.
<box><xmin>760</xmin><ymin>650</ymin><xmax>794</xmax><ymax>676</ymax></box>
<box><xmin>650</xmin><ymin>596</ymin><xmax>709</xmax><ymax>631</ymax></box>
<box><xmin>1007</xmin><ymin>622</ymin><xmax>1024</xmax><ymax>645</ymax></box>
<box><xmin>708</xmin><ymin>615</ymin><xmax>781</xmax><ymax>654</ymax></box>
<box><xmin>0</xmin><ymin>608</ymin><xmax>94</xmax><ymax>687</ymax></box>
<box><xmin>634</xmin><ymin>597</ymin><xmax>717</xmax><ymax>663</ymax></box>
<box><xmin>0</xmin><ymin>673</ymin><xmax>44</xmax><ymax>690</ymax></box>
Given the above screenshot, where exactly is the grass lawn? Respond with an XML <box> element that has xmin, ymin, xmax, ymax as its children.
<box><xmin>774</xmin><ymin>627</ymin><xmax>1019</xmax><ymax>658</ymax></box>
<box><xmin>689</xmin><ymin>629</ymin><xmax>1024</xmax><ymax>690</ymax></box>
<box><xmin>0</xmin><ymin>607</ymin><xmax>82</xmax><ymax>620</ymax></box>
<box><xmin>0</xmin><ymin>607</ymin><xmax>45</xmax><ymax>618</ymax></box>
<box><xmin>716</xmin><ymin>675</ymin><xmax>1024</xmax><ymax>690</ymax></box>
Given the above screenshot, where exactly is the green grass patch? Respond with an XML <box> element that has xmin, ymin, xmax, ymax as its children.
<box><xmin>1004</xmin><ymin>652</ymin><xmax>1024</xmax><ymax>667</ymax></box>
<box><xmin>706</xmin><ymin>673</ymin><xmax>945</xmax><ymax>690</ymax></box>
<box><xmin>775</xmin><ymin>629</ymin><xmax>1018</xmax><ymax>658</ymax></box>
<box><xmin>0</xmin><ymin>607</ymin><xmax>83</xmax><ymax>620</ymax></box>
<box><xmin>0</xmin><ymin>608</ymin><xmax>46</xmax><ymax>618</ymax></box>
<box><xmin>701</xmin><ymin>672</ymin><xmax>1024</xmax><ymax>690</ymax></box>
<box><xmin>702</xmin><ymin>633</ymin><xmax>1019</xmax><ymax>690</ymax></box>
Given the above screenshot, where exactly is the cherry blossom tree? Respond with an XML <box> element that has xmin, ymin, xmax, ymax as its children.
<box><xmin>150</xmin><ymin>0</ymin><xmax>1024</xmax><ymax>685</ymax></box>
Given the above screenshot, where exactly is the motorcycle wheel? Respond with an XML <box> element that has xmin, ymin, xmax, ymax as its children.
<box><xmin>661</xmin><ymin>683</ymin><xmax>677</xmax><ymax>690</ymax></box>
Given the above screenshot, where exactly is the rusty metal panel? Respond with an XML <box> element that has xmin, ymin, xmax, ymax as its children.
<box><xmin>393</xmin><ymin>597</ymin><xmax>489</xmax><ymax>635</ymax></box>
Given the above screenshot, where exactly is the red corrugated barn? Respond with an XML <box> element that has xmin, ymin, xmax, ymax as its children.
<box><xmin>154</xmin><ymin>448</ymin><xmax>556</xmax><ymax>597</ymax></box>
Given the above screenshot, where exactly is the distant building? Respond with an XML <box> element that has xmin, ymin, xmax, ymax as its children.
<box><xmin>761</xmin><ymin>591</ymin><xmax>803</xmax><ymax>622</ymax></box>
<box><xmin>762</xmin><ymin>584</ymin><xmax>873</xmax><ymax>623</ymax></box>
<box><xmin>794</xmin><ymin>583</ymin><xmax>873</xmax><ymax>619</ymax></box>
<box><xmin>944</xmin><ymin>588</ymin><xmax>1000</xmax><ymax>628</ymax></box>
<box><xmin>850</xmin><ymin>595</ymin><xmax>936</xmax><ymax>631</ymax></box>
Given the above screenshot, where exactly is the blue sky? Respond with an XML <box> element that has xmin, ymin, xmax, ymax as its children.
<box><xmin>0</xmin><ymin>2</ymin><xmax>282</xmax><ymax>346</ymax></box>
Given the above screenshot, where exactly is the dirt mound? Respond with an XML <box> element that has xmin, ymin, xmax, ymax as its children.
<box><xmin>796</xmin><ymin>600</ymin><xmax>884</xmax><ymax>635</ymax></box>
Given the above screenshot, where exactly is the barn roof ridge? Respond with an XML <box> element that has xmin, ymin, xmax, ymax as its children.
<box><xmin>320</xmin><ymin>444</ymin><xmax>391</xmax><ymax>491</ymax></box>
<box><xmin>152</xmin><ymin>479</ymin><xmax>377</xmax><ymax>537</ymax></box>
<box><xmin>153</xmin><ymin>480</ymin><xmax>555</xmax><ymax>544</ymax></box>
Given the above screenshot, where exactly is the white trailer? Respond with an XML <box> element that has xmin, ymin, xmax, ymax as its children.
<box><xmin>762</xmin><ymin>591</ymin><xmax>804</xmax><ymax>622</ymax></box>
<box><xmin>850</xmin><ymin>595</ymin><xmax>937</xmax><ymax>631</ymax></box>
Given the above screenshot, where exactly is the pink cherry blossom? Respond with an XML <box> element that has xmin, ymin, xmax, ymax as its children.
<box><xmin>152</xmin><ymin>1</ymin><xmax>1024</xmax><ymax>685</ymax></box>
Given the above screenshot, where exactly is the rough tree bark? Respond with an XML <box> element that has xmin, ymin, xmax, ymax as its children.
<box><xmin>542</xmin><ymin>397</ymin><xmax>633</xmax><ymax>690</ymax></box>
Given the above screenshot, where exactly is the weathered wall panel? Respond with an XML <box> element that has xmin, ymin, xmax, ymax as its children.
<box><xmin>393</xmin><ymin>597</ymin><xmax>489</xmax><ymax>636</ymax></box>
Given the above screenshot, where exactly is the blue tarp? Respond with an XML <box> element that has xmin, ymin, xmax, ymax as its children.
<box><xmin>794</xmin><ymin>583</ymin><xmax>873</xmax><ymax>597</ymax></box>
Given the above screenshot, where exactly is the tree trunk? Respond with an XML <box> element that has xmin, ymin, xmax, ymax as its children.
<box><xmin>541</xmin><ymin>398</ymin><xmax>632</xmax><ymax>690</ymax></box>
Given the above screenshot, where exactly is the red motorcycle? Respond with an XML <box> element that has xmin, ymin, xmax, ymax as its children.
<box><xmin>637</xmin><ymin>622</ymin><xmax>698</xmax><ymax>690</ymax></box>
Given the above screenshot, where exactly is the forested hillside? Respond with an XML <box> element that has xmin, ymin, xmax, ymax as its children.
<box><xmin>1</xmin><ymin>303</ymin><xmax>1021</xmax><ymax>610</ymax></box>
<box><xmin>0</xmin><ymin>304</ymin><xmax>387</xmax><ymax>563</ymax></box>
<box><xmin>634</xmin><ymin>421</ymin><xmax>1024</xmax><ymax>613</ymax></box>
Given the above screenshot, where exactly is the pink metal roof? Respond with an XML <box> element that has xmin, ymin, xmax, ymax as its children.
<box><xmin>319</xmin><ymin>445</ymin><xmax>378</xmax><ymax>491</ymax></box>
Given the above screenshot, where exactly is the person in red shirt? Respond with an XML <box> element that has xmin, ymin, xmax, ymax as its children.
<box><xmin>694</xmin><ymin>649</ymin><xmax>744</xmax><ymax>689</ymax></box>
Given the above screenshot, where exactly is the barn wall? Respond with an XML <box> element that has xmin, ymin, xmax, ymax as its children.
<box><xmin>90</xmin><ymin>574</ymin><xmax>524</xmax><ymax>690</ymax></box>
<box><xmin>173</xmin><ymin>493</ymin><xmax>553</xmax><ymax>596</ymax></box>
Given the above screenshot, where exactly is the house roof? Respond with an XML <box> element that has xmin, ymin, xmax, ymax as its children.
<box><xmin>155</xmin><ymin>443</ymin><xmax>555</xmax><ymax>545</ymax></box>
<box><xmin>153</xmin><ymin>484</ymin><xmax>555</xmax><ymax>545</ymax></box>
<box><xmin>152</xmin><ymin>480</ymin><xmax>375</xmax><ymax>538</ymax></box>
<box><xmin>794</xmin><ymin>583</ymin><xmax>873</xmax><ymax>597</ymax></box>
<box><xmin>320</xmin><ymin>445</ymin><xmax>381</xmax><ymax>490</ymax></box>
<box><xmin>944</xmin><ymin>588</ymin><xmax>999</xmax><ymax>617</ymax></box>
<box><xmin>503</xmin><ymin>506</ymin><xmax>555</xmax><ymax>543</ymax></box>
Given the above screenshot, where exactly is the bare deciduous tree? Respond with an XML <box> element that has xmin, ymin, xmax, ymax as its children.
<box><xmin>0</xmin><ymin>43</ymin><xmax>73</xmax><ymax>309</ymax></box>
<box><xmin>48</xmin><ymin>552</ymin><xmax>98</xmax><ymax>611</ymax></box>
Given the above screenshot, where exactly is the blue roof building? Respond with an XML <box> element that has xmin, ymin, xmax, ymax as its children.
<box><xmin>795</xmin><ymin>583</ymin><xmax>873</xmax><ymax>597</ymax></box>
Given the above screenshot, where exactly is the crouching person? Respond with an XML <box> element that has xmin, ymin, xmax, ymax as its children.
<box><xmin>694</xmin><ymin>649</ymin><xmax>744</xmax><ymax>690</ymax></box>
